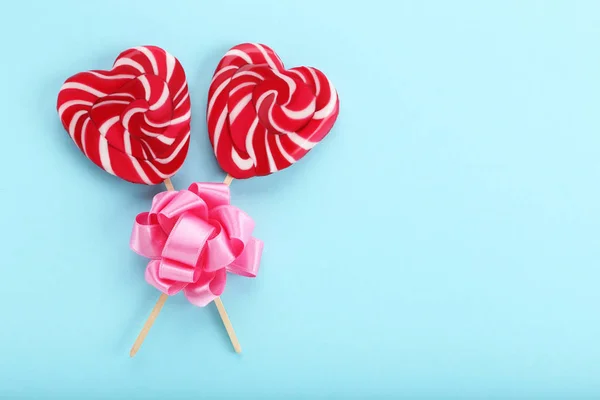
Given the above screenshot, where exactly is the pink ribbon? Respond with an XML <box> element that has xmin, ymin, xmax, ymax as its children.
<box><xmin>130</xmin><ymin>182</ymin><xmax>263</xmax><ymax>307</ymax></box>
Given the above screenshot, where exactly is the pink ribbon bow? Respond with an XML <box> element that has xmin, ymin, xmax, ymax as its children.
<box><xmin>130</xmin><ymin>182</ymin><xmax>263</xmax><ymax>307</ymax></box>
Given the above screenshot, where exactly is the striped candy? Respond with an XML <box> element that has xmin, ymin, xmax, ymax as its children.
<box><xmin>207</xmin><ymin>43</ymin><xmax>339</xmax><ymax>179</ymax></box>
<box><xmin>57</xmin><ymin>46</ymin><xmax>191</xmax><ymax>185</ymax></box>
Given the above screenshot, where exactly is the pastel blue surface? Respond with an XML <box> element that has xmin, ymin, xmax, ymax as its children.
<box><xmin>0</xmin><ymin>0</ymin><xmax>598</xmax><ymax>398</ymax></box>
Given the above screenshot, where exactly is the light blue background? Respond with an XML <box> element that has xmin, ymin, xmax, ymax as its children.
<box><xmin>0</xmin><ymin>0</ymin><xmax>598</xmax><ymax>398</ymax></box>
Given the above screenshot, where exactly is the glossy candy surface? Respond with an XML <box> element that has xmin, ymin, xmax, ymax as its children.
<box><xmin>57</xmin><ymin>46</ymin><xmax>191</xmax><ymax>185</ymax></box>
<box><xmin>207</xmin><ymin>43</ymin><xmax>339</xmax><ymax>179</ymax></box>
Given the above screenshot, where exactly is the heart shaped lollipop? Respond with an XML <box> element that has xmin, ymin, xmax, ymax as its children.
<box><xmin>57</xmin><ymin>45</ymin><xmax>191</xmax><ymax>185</ymax></box>
<box><xmin>57</xmin><ymin>46</ymin><xmax>243</xmax><ymax>356</ymax></box>
<box><xmin>207</xmin><ymin>43</ymin><xmax>340</xmax><ymax>179</ymax></box>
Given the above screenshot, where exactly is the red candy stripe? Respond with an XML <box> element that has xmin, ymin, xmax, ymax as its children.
<box><xmin>207</xmin><ymin>43</ymin><xmax>340</xmax><ymax>179</ymax></box>
<box><xmin>57</xmin><ymin>46</ymin><xmax>191</xmax><ymax>185</ymax></box>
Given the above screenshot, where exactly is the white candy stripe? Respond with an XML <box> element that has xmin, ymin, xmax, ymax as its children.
<box><xmin>61</xmin><ymin>82</ymin><xmax>106</xmax><ymax>98</ymax></box>
<box><xmin>144</xmin><ymin>115</ymin><xmax>171</xmax><ymax>128</ymax></box>
<box><xmin>149</xmin><ymin>83</ymin><xmax>169</xmax><ymax>111</ymax></box>
<box><xmin>80</xmin><ymin>118</ymin><xmax>90</xmax><ymax>157</ymax></box>
<box><xmin>232</xmin><ymin>148</ymin><xmax>253</xmax><ymax>170</ymax></box>
<box><xmin>210</xmin><ymin>65</ymin><xmax>237</xmax><ymax>84</ymax></box>
<box><xmin>308</xmin><ymin>68</ymin><xmax>320</xmax><ymax>97</ymax></box>
<box><xmin>265</xmin><ymin>131</ymin><xmax>277</xmax><ymax>172</ymax></box>
<box><xmin>143</xmin><ymin>159</ymin><xmax>170</xmax><ymax>179</ymax></box>
<box><xmin>207</xmin><ymin>79</ymin><xmax>230</xmax><ymax>117</ymax></box>
<box><xmin>170</xmin><ymin>109</ymin><xmax>191</xmax><ymax>125</ymax></box>
<box><xmin>123</xmin><ymin>107</ymin><xmax>146</xmax><ymax>129</ymax></box>
<box><xmin>314</xmin><ymin>78</ymin><xmax>337</xmax><ymax>119</ymax></box>
<box><xmin>87</xmin><ymin>71</ymin><xmax>135</xmax><ymax>80</ymax></box>
<box><xmin>234</xmin><ymin>71</ymin><xmax>265</xmax><ymax>81</ymax></box>
<box><xmin>157</xmin><ymin>135</ymin><xmax>175</xmax><ymax>145</ymax></box>
<box><xmin>229</xmin><ymin>93</ymin><xmax>252</xmax><ymax>123</ymax></box>
<box><xmin>139</xmin><ymin>75</ymin><xmax>151</xmax><ymax>101</ymax></box>
<box><xmin>68</xmin><ymin>110</ymin><xmax>87</xmax><ymax>139</ymax></box>
<box><xmin>154</xmin><ymin>131</ymin><xmax>190</xmax><ymax>164</ymax></box>
<box><xmin>141</xmin><ymin>140</ymin><xmax>157</xmax><ymax>159</ymax></box>
<box><xmin>113</xmin><ymin>57</ymin><xmax>144</xmax><ymax>73</ymax></box>
<box><xmin>246</xmin><ymin>117</ymin><xmax>259</xmax><ymax>161</ymax></box>
<box><xmin>139</xmin><ymin>124</ymin><xmax>162</xmax><ymax>135</ymax></box>
<box><xmin>254</xmin><ymin>43</ymin><xmax>279</xmax><ymax>70</ymax></box>
<box><xmin>165</xmin><ymin>52</ymin><xmax>175</xmax><ymax>83</ymax></box>
<box><xmin>256</xmin><ymin>90</ymin><xmax>276</xmax><ymax>116</ymax></box>
<box><xmin>273</xmin><ymin>51</ymin><xmax>284</xmax><ymax>66</ymax></box>
<box><xmin>58</xmin><ymin>100</ymin><xmax>93</xmax><ymax>118</ymax></box>
<box><xmin>289</xmin><ymin>69</ymin><xmax>307</xmax><ymax>83</ymax></box>
<box><xmin>173</xmin><ymin>82</ymin><xmax>187</xmax><ymax>104</ymax></box>
<box><xmin>140</xmin><ymin>127</ymin><xmax>176</xmax><ymax>145</ymax></box>
<box><xmin>175</xmin><ymin>92</ymin><xmax>189</xmax><ymax>109</ymax></box>
<box><xmin>282</xmin><ymin>98</ymin><xmax>316</xmax><ymax>119</ymax></box>
<box><xmin>265</xmin><ymin>96</ymin><xmax>294</xmax><ymax>135</ymax></box>
<box><xmin>135</xmin><ymin>46</ymin><xmax>159</xmax><ymax>75</ymax></box>
<box><xmin>213</xmin><ymin>108</ymin><xmax>228</xmax><ymax>150</ymax></box>
<box><xmin>93</xmin><ymin>100</ymin><xmax>129</xmax><ymax>108</ymax></box>
<box><xmin>124</xmin><ymin>130</ymin><xmax>132</xmax><ymax>154</ymax></box>
<box><xmin>224</xmin><ymin>49</ymin><xmax>252</xmax><ymax>64</ymax></box>
<box><xmin>287</xmin><ymin>132</ymin><xmax>317</xmax><ymax>150</ymax></box>
<box><xmin>275</xmin><ymin>134</ymin><xmax>296</xmax><ymax>164</ymax></box>
<box><xmin>229</xmin><ymin>82</ymin><xmax>255</xmax><ymax>97</ymax></box>
<box><xmin>99</xmin><ymin>137</ymin><xmax>115</xmax><ymax>175</ymax></box>
<box><xmin>99</xmin><ymin>116</ymin><xmax>119</xmax><ymax>136</ymax></box>
<box><xmin>110</xmin><ymin>92</ymin><xmax>136</xmax><ymax>100</ymax></box>
<box><xmin>271</xmin><ymin>68</ymin><xmax>296</xmax><ymax>103</ymax></box>
<box><xmin>130</xmin><ymin>156</ymin><xmax>152</xmax><ymax>184</ymax></box>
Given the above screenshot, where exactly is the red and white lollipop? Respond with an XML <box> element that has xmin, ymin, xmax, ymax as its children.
<box><xmin>56</xmin><ymin>46</ymin><xmax>241</xmax><ymax>356</ymax></box>
<box><xmin>207</xmin><ymin>43</ymin><xmax>340</xmax><ymax>179</ymax></box>
<box><xmin>57</xmin><ymin>45</ymin><xmax>191</xmax><ymax>185</ymax></box>
<box><xmin>202</xmin><ymin>43</ymin><xmax>340</xmax><ymax>352</ymax></box>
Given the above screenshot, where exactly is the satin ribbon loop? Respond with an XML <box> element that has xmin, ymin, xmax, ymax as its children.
<box><xmin>161</xmin><ymin>211</ymin><xmax>214</xmax><ymax>267</ymax></box>
<box><xmin>211</xmin><ymin>205</ymin><xmax>255</xmax><ymax>249</ymax></box>
<box><xmin>157</xmin><ymin>258</ymin><xmax>200</xmax><ymax>283</ymax></box>
<box><xmin>145</xmin><ymin>260</ymin><xmax>187</xmax><ymax>296</ymax></box>
<box><xmin>204</xmin><ymin>222</ymin><xmax>237</xmax><ymax>272</ymax></box>
<box><xmin>188</xmin><ymin>182</ymin><xmax>231</xmax><ymax>209</ymax></box>
<box><xmin>149</xmin><ymin>191</ymin><xmax>178</xmax><ymax>215</ymax></box>
<box><xmin>130</xmin><ymin>212</ymin><xmax>167</xmax><ymax>259</ymax></box>
<box><xmin>227</xmin><ymin>237</ymin><xmax>263</xmax><ymax>278</ymax></box>
<box><xmin>183</xmin><ymin>268</ymin><xmax>227</xmax><ymax>307</ymax></box>
<box><xmin>155</xmin><ymin>190</ymin><xmax>209</xmax><ymax>233</ymax></box>
<box><xmin>130</xmin><ymin>182</ymin><xmax>264</xmax><ymax>307</ymax></box>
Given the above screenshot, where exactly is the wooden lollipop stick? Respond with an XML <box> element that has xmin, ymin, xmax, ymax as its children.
<box><xmin>210</xmin><ymin>173</ymin><xmax>242</xmax><ymax>352</ymax></box>
<box><xmin>164</xmin><ymin>177</ymin><xmax>175</xmax><ymax>191</ymax></box>
<box><xmin>130</xmin><ymin>293</ymin><xmax>168</xmax><ymax>357</ymax></box>
<box><xmin>129</xmin><ymin>175</ymin><xmax>241</xmax><ymax>357</ymax></box>
<box><xmin>214</xmin><ymin>297</ymin><xmax>241</xmax><ymax>353</ymax></box>
<box><xmin>212</xmin><ymin>173</ymin><xmax>241</xmax><ymax>352</ymax></box>
<box><xmin>129</xmin><ymin>179</ymin><xmax>176</xmax><ymax>357</ymax></box>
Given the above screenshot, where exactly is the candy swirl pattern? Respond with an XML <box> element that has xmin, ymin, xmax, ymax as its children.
<box><xmin>207</xmin><ymin>43</ymin><xmax>340</xmax><ymax>179</ymax></box>
<box><xmin>57</xmin><ymin>46</ymin><xmax>191</xmax><ymax>185</ymax></box>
